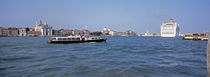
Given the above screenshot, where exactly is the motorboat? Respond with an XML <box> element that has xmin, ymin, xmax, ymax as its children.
<box><xmin>48</xmin><ymin>35</ymin><xmax>106</xmax><ymax>43</ymax></box>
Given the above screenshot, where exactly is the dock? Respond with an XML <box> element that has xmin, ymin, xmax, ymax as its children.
<box><xmin>207</xmin><ymin>32</ymin><xmax>210</xmax><ymax>77</ymax></box>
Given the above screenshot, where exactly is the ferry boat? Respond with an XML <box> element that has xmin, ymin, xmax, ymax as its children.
<box><xmin>48</xmin><ymin>35</ymin><xmax>107</xmax><ymax>43</ymax></box>
<box><xmin>183</xmin><ymin>33</ymin><xmax>208</xmax><ymax>41</ymax></box>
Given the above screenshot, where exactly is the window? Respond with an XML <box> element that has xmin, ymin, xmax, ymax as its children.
<box><xmin>58</xmin><ymin>38</ymin><xmax>62</xmax><ymax>40</ymax></box>
<box><xmin>62</xmin><ymin>38</ymin><xmax>67</xmax><ymax>40</ymax></box>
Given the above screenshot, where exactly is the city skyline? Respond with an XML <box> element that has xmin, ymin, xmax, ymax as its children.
<box><xmin>0</xmin><ymin>0</ymin><xmax>210</xmax><ymax>34</ymax></box>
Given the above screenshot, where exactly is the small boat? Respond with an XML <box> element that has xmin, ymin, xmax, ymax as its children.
<box><xmin>48</xmin><ymin>35</ymin><xmax>107</xmax><ymax>43</ymax></box>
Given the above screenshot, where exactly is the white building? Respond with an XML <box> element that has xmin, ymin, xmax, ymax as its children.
<box><xmin>35</xmin><ymin>20</ymin><xmax>53</xmax><ymax>36</ymax></box>
<box><xmin>161</xmin><ymin>19</ymin><xmax>180</xmax><ymax>37</ymax></box>
<box><xmin>101</xmin><ymin>27</ymin><xmax>111</xmax><ymax>35</ymax></box>
<box><xmin>19</xmin><ymin>28</ymin><xmax>27</xmax><ymax>36</ymax></box>
<box><xmin>109</xmin><ymin>31</ymin><xmax>118</xmax><ymax>36</ymax></box>
<box><xmin>142</xmin><ymin>30</ymin><xmax>153</xmax><ymax>36</ymax></box>
<box><xmin>72</xmin><ymin>29</ymin><xmax>82</xmax><ymax>35</ymax></box>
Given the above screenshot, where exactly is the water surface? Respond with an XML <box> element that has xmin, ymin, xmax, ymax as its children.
<box><xmin>0</xmin><ymin>36</ymin><xmax>207</xmax><ymax>77</ymax></box>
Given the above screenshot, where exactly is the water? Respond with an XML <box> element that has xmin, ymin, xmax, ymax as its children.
<box><xmin>0</xmin><ymin>36</ymin><xmax>207</xmax><ymax>77</ymax></box>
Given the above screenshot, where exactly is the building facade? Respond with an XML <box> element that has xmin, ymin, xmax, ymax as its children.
<box><xmin>142</xmin><ymin>30</ymin><xmax>153</xmax><ymax>36</ymax></box>
<box><xmin>101</xmin><ymin>27</ymin><xmax>111</xmax><ymax>35</ymax></box>
<box><xmin>0</xmin><ymin>27</ymin><xmax>3</xmax><ymax>36</ymax></box>
<box><xmin>56</xmin><ymin>29</ymin><xmax>73</xmax><ymax>36</ymax></box>
<box><xmin>72</xmin><ymin>29</ymin><xmax>83</xmax><ymax>35</ymax></box>
<box><xmin>19</xmin><ymin>28</ymin><xmax>27</xmax><ymax>36</ymax></box>
<box><xmin>125</xmin><ymin>30</ymin><xmax>137</xmax><ymax>36</ymax></box>
<box><xmin>35</xmin><ymin>20</ymin><xmax>52</xmax><ymax>36</ymax></box>
<box><xmin>161</xmin><ymin>19</ymin><xmax>180</xmax><ymax>37</ymax></box>
<box><xmin>27</xmin><ymin>28</ymin><xmax>41</xmax><ymax>36</ymax></box>
<box><xmin>101</xmin><ymin>27</ymin><xmax>137</xmax><ymax>36</ymax></box>
<box><xmin>81</xmin><ymin>29</ymin><xmax>91</xmax><ymax>35</ymax></box>
<box><xmin>3</xmin><ymin>27</ymin><xmax>19</xmax><ymax>36</ymax></box>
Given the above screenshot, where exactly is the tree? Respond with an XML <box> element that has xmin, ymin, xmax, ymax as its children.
<box><xmin>92</xmin><ymin>32</ymin><xmax>102</xmax><ymax>36</ymax></box>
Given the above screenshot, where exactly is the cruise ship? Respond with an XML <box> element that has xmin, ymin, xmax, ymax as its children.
<box><xmin>161</xmin><ymin>19</ymin><xmax>180</xmax><ymax>37</ymax></box>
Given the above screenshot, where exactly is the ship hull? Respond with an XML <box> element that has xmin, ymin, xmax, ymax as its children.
<box><xmin>48</xmin><ymin>39</ymin><xmax>106</xmax><ymax>44</ymax></box>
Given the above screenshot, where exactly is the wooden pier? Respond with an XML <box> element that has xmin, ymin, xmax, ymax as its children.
<box><xmin>207</xmin><ymin>32</ymin><xmax>210</xmax><ymax>77</ymax></box>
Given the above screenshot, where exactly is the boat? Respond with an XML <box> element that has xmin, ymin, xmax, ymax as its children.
<box><xmin>48</xmin><ymin>35</ymin><xmax>107</xmax><ymax>43</ymax></box>
<box><xmin>182</xmin><ymin>33</ymin><xmax>208</xmax><ymax>41</ymax></box>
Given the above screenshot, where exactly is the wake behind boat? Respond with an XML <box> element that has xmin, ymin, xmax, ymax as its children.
<box><xmin>48</xmin><ymin>35</ymin><xmax>106</xmax><ymax>43</ymax></box>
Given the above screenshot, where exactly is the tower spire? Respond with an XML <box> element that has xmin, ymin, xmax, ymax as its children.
<box><xmin>44</xmin><ymin>21</ymin><xmax>47</xmax><ymax>25</ymax></box>
<box><xmin>39</xmin><ymin>20</ymin><xmax>42</xmax><ymax>24</ymax></box>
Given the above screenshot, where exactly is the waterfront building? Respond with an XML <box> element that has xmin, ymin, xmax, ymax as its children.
<box><xmin>109</xmin><ymin>31</ymin><xmax>118</xmax><ymax>36</ymax></box>
<box><xmin>161</xmin><ymin>19</ymin><xmax>180</xmax><ymax>37</ymax></box>
<box><xmin>137</xmin><ymin>34</ymin><xmax>143</xmax><ymax>36</ymax></box>
<box><xmin>101</xmin><ymin>27</ymin><xmax>111</xmax><ymax>35</ymax></box>
<box><xmin>72</xmin><ymin>29</ymin><xmax>83</xmax><ymax>35</ymax></box>
<box><xmin>27</xmin><ymin>28</ymin><xmax>41</xmax><ymax>36</ymax></box>
<box><xmin>101</xmin><ymin>27</ymin><xmax>137</xmax><ymax>36</ymax></box>
<box><xmin>35</xmin><ymin>20</ymin><xmax>53</xmax><ymax>36</ymax></box>
<box><xmin>142</xmin><ymin>30</ymin><xmax>160</xmax><ymax>36</ymax></box>
<box><xmin>118</xmin><ymin>32</ymin><xmax>129</xmax><ymax>36</ymax></box>
<box><xmin>125</xmin><ymin>30</ymin><xmax>137</xmax><ymax>36</ymax></box>
<box><xmin>205</xmin><ymin>32</ymin><xmax>209</xmax><ymax>37</ymax></box>
<box><xmin>54</xmin><ymin>29</ymin><xmax>91</xmax><ymax>36</ymax></box>
<box><xmin>0</xmin><ymin>27</ymin><xmax>3</xmax><ymax>36</ymax></box>
<box><xmin>81</xmin><ymin>29</ymin><xmax>91</xmax><ymax>35</ymax></box>
<box><xmin>57</xmin><ymin>29</ymin><xmax>73</xmax><ymax>36</ymax></box>
<box><xmin>18</xmin><ymin>28</ymin><xmax>27</xmax><ymax>36</ymax></box>
<box><xmin>153</xmin><ymin>34</ymin><xmax>161</xmax><ymax>36</ymax></box>
<box><xmin>108</xmin><ymin>30</ymin><xmax>136</xmax><ymax>36</ymax></box>
<box><xmin>142</xmin><ymin>30</ymin><xmax>153</xmax><ymax>36</ymax></box>
<box><xmin>2</xmin><ymin>27</ymin><xmax>19</xmax><ymax>36</ymax></box>
<box><xmin>52</xmin><ymin>29</ymin><xmax>58</xmax><ymax>36</ymax></box>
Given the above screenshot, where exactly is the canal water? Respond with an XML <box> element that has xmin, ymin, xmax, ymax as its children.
<box><xmin>0</xmin><ymin>36</ymin><xmax>207</xmax><ymax>77</ymax></box>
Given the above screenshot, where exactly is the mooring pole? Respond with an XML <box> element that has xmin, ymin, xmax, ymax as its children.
<box><xmin>207</xmin><ymin>31</ymin><xmax>210</xmax><ymax>77</ymax></box>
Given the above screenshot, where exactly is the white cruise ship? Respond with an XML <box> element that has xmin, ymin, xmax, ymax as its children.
<box><xmin>161</xmin><ymin>19</ymin><xmax>180</xmax><ymax>37</ymax></box>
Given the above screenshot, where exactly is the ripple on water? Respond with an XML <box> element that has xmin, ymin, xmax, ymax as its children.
<box><xmin>0</xmin><ymin>55</ymin><xmax>35</xmax><ymax>62</ymax></box>
<box><xmin>0</xmin><ymin>37</ymin><xmax>207</xmax><ymax>77</ymax></box>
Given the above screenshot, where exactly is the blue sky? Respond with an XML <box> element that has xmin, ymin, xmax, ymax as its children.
<box><xmin>0</xmin><ymin>0</ymin><xmax>209</xmax><ymax>34</ymax></box>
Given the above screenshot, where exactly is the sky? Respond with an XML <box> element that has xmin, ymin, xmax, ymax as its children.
<box><xmin>0</xmin><ymin>0</ymin><xmax>210</xmax><ymax>34</ymax></box>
